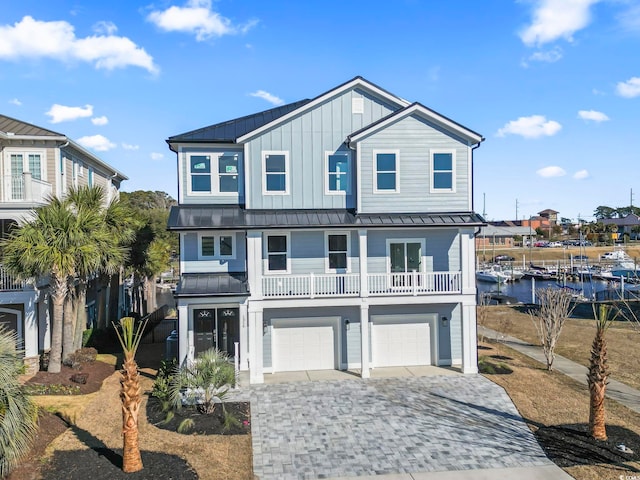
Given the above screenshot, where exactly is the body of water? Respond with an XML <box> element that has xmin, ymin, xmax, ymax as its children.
<box><xmin>476</xmin><ymin>277</ymin><xmax>610</xmax><ymax>304</ymax></box>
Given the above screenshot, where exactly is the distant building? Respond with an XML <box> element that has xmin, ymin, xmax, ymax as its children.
<box><xmin>537</xmin><ymin>209</ymin><xmax>559</xmax><ymax>225</ymax></box>
<box><xmin>602</xmin><ymin>214</ymin><xmax>640</xmax><ymax>240</ymax></box>
<box><xmin>476</xmin><ymin>224</ymin><xmax>533</xmax><ymax>250</ymax></box>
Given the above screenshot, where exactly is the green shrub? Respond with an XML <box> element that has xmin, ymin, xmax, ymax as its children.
<box><xmin>62</xmin><ymin>347</ymin><xmax>98</xmax><ymax>369</ymax></box>
<box><xmin>0</xmin><ymin>326</ymin><xmax>38</xmax><ymax>477</ymax></box>
<box><xmin>152</xmin><ymin>358</ymin><xmax>178</xmax><ymax>405</ymax></box>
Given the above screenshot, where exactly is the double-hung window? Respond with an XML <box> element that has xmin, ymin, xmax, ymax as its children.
<box><xmin>431</xmin><ymin>150</ymin><xmax>455</xmax><ymax>192</ymax></box>
<box><xmin>374</xmin><ymin>150</ymin><xmax>399</xmax><ymax>193</ymax></box>
<box><xmin>263</xmin><ymin>151</ymin><xmax>289</xmax><ymax>194</ymax></box>
<box><xmin>187</xmin><ymin>153</ymin><xmax>240</xmax><ymax>195</ymax></box>
<box><xmin>325</xmin><ymin>233</ymin><xmax>350</xmax><ymax>272</ymax></box>
<box><xmin>266</xmin><ymin>234</ymin><xmax>289</xmax><ymax>272</ymax></box>
<box><xmin>87</xmin><ymin>167</ymin><xmax>94</xmax><ymax>187</ymax></box>
<box><xmin>198</xmin><ymin>233</ymin><xmax>236</xmax><ymax>260</ymax></box>
<box><xmin>326</xmin><ymin>152</ymin><xmax>349</xmax><ymax>194</ymax></box>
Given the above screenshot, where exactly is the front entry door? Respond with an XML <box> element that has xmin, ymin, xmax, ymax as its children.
<box><xmin>193</xmin><ymin>308</ymin><xmax>215</xmax><ymax>355</ymax></box>
<box><xmin>216</xmin><ymin>307</ymin><xmax>240</xmax><ymax>357</ymax></box>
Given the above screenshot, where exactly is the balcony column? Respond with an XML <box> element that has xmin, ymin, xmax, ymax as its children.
<box><xmin>461</xmin><ymin>228</ymin><xmax>476</xmax><ymax>295</ymax></box>
<box><xmin>358</xmin><ymin>229</ymin><xmax>368</xmax><ymax>297</ymax></box>
<box><xmin>461</xmin><ymin>301</ymin><xmax>478</xmax><ymax>374</ymax></box>
<box><xmin>23</xmin><ymin>171</ymin><xmax>32</xmax><ymax>202</ymax></box>
<box><xmin>360</xmin><ymin>300</ymin><xmax>370</xmax><ymax>378</ymax></box>
<box><xmin>248</xmin><ymin>303</ymin><xmax>264</xmax><ymax>384</ymax></box>
<box><xmin>177</xmin><ymin>304</ymin><xmax>190</xmax><ymax>366</ymax></box>
<box><xmin>246</xmin><ymin>231</ymin><xmax>263</xmax><ymax>299</ymax></box>
<box><xmin>239</xmin><ymin>302</ymin><xmax>249</xmax><ymax>370</ymax></box>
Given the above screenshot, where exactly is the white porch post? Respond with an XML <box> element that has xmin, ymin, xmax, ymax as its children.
<box><xmin>461</xmin><ymin>301</ymin><xmax>478</xmax><ymax>374</ymax></box>
<box><xmin>239</xmin><ymin>302</ymin><xmax>249</xmax><ymax>370</ymax></box>
<box><xmin>360</xmin><ymin>301</ymin><xmax>370</xmax><ymax>378</ymax></box>
<box><xmin>461</xmin><ymin>228</ymin><xmax>476</xmax><ymax>295</ymax></box>
<box><xmin>23</xmin><ymin>171</ymin><xmax>32</xmax><ymax>202</ymax></box>
<box><xmin>23</xmin><ymin>295</ymin><xmax>38</xmax><ymax>359</ymax></box>
<box><xmin>248</xmin><ymin>303</ymin><xmax>264</xmax><ymax>384</ymax></box>
<box><xmin>246</xmin><ymin>231</ymin><xmax>263</xmax><ymax>299</ymax></box>
<box><xmin>177</xmin><ymin>304</ymin><xmax>189</xmax><ymax>366</ymax></box>
<box><xmin>358</xmin><ymin>229</ymin><xmax>368</xmax><ymax>297</ymax></box>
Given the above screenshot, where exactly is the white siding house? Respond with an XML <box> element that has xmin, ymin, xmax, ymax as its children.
<box><xmin>167</xmin><ymin>77</ymin><xmax>484</xmax><ymax>383</ymax></box>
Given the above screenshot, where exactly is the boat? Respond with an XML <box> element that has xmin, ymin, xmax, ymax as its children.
<box><xmin>476</xmin><ymin>266</ymin><xmax>511</xmax><ymax>283</ymax></box>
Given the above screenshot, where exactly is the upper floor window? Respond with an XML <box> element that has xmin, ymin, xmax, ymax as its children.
<box><xmin>8</xmin><ymin>151</ymin><xmax>44</xmax><ymax>181</ymax></box>
<box><xmin>263</xmin><ymin>151</ymin><xmax>289</xmax><ymax>194</ymax></box>
<box><xmin>265</xmin><ymin>234</ymin><xmax>289</xmax><ymax>273</ymax></box>
<box><xmin>187</xmin><ymin>153</ymin><xmax>239</xmax><ymax>195</ymax></box>
<box><xmin>87</xmin><ymin>167</ymin><xmax>94</xmax><ymax>187</ymax></box>
<box><xmin>374</xmin><ymin>150</ymin><xmax>399</xmax><ymax>193</ymax></box>
<box><xmin>198</xmin><ymin>233</ymin><xmax>236</xmax><ymax>260</ymax></box>
<box><xmin>431</xmin><ymin>150</ymin><xmax>455</xmax><ymax>192</ymax></box>
<box><xmin>325</xmin><ymin>232</ymin><xmax>350</xmax><ymax>272</ymax></box>
<box><xmin>325</xmin><ymin>152</ymin><xmax>349</xmax><ymax>194</ymax></box>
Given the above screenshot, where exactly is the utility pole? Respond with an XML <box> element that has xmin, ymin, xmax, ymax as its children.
<box><xmin>482</xmin><ymin>192</ymin><xmax>486</xmax><ymax>218</ymax></box>
<box><xmin>515</xmin><ymin>198</ymin><xmax>518</xmax><ymax>221</ymax></box>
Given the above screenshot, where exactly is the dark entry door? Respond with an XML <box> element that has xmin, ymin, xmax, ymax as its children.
<box><xmin>216</xmin><ymin>307</ymin><xmax>239</xmax><ymax>356</ymax></box>
<box><xmin>193</xmin><ymin>308</ymin><xmax>215</xmax><ymax>355</ymax></box>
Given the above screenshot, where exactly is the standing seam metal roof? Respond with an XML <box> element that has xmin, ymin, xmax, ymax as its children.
<box><xmin>0</xmin><ymin>114</ymin><xmax>64</xmax><ymax>137</ymax></box>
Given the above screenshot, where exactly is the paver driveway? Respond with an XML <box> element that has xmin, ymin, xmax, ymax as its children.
<box><xmin>248</xmin><ymin>375</ymin><xmax>553</xmax><ymax>480</ymax></box>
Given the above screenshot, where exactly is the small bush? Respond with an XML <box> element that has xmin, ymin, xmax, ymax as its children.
<box><xmin>62</xmin><ymin>347</ymin><xmax>98</xmax><ymax>369</ymax></box>
<box><xmin>152</xmin><ymin>358</ymin><xmax>178</xmax><ymax>405</ymax></box>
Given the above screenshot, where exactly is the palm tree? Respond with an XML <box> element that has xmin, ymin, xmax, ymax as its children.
<box><xmin>588</xmin><ymin>304</ymin><xmax>613</xmax><ymax>440</ymax></box>
<box><xmin>2</xmin><ymin>197</ymin><xmax>88</xmax><ymax>372</ymax></box>
<box><xmin>0</xmin><ymin>326</ymin><xmax>38</xmax><ymax>477</ymax></box>
<box><xmin>113</xmin><ymin>316</ymin><xmax>147</xmax><ymax>473</ymax></box>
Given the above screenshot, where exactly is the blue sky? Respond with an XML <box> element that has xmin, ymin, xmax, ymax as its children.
<box><xmin>1</xmin><ymin>0</ymin><xmax>639</xmax><ymax>222</ymax></box>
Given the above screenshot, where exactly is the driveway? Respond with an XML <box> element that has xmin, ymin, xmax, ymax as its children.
<box><xmin>246</xmin><ymin>374</ymin><xmax>561</xmax><ymax>479</ymax></box>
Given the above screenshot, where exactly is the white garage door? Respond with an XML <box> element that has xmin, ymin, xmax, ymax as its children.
<box><xmin>273</xmin><ymin>320</ymin><xmax>337</xmax><ymax>372</ymax></box>
<box><xmin>372</xmin><ymin>316</ymin><xmax>432</xmax><ymax>367</ymax></box>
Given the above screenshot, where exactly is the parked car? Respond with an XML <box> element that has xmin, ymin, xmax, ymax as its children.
<box><xmin>574</xmin><ymin>255</ymin><xmax>588</xmax><ymax>260</ymax></box>
<box><xmin>492</xmin><ymin>255</ymin><xmax>515</xmax><ymax>262</ymax></box>
<box><xmin>534</xmin><ymin>241</ymin><xmax>548</xmax><ymax>247</ymax></box>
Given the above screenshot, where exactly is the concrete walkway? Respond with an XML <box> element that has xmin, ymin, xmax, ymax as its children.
<box><xmin>479</xmin><ymin>326</ymin><xmax>640</xmax><ymax>414</ymax></box>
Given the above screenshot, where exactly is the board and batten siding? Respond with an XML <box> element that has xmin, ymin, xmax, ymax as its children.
<box><xmin>181</xmin><ymin>231</ymin><xmax>247</xmax><ymax>273</ymax></box>
<box><xmin>179</xmin><ymin>146</ymin><xmax>244</xmax><ymax>205</ymax></box>
<box><xmin>246</xmin><ymin>88</ymin><xmax>399</xmax><ymax>210</ymax></box>
<box><xmin>366</xmin><ymin>228</ymin><xmax>460</xmax><ymax>274</ymax></box>
<box><xmin>264</xmin><ymin>230</ymin><xmax>360</xmax><ymax>275</ymax></box>
<box><xmin>358</xmin><ymin>115</ymin><xmax>471</xmax><ymax>213</ymax></box>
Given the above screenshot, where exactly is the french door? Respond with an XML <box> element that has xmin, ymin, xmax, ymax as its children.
<box><xmin>389</xmin><ymin>240</ymin><xmax>424</xmax><ymax>287</ymax></box>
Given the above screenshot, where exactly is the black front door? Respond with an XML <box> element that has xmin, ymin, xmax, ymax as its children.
<box><xmin>216</xmin><ymin>307</ymin><xmax>239</xmax><ymax>356</ymax></box>
<box><xmin>193</xmin><ymin>308</ymin><xmax>215</xmax><ymax>355</ymax></box>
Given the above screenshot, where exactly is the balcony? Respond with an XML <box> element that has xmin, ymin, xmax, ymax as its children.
<box><xmin>261</xmin><ymin>271</ymin><xmax>462</xmax><ymax>299</ymax></box>
<box><xmin>4</xmin><ymin>174</ymin><xmax>52</xmax><ymax>203</ymax></box>
<box><xmin>0</xmin><ymin>265</ymin><xmax>26</xmax><ymax>291</ymax></box>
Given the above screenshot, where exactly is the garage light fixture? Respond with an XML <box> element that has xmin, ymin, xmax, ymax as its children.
<box><xmin>441</xmin><ymin>316</ymin><xmax>448</xmax><ymax>327</ymax></box>
<box><xmin>344</xmin><ymin>318</ymin><xmax>350</xmax><ymax>330</ymax></box>
<box><xmin>263</xmin><ymin>321</ymin><xmax>268</xmax><ymax>334</ymax></box>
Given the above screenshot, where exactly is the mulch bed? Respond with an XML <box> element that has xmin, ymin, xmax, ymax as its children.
<box><xmin>23</xmin><ymin>360</ymin><xmax>117</xmax><ymax>395</ymax></box>
<box><xmin>146</xmin><ymin>397</ymin><xmax>251</xmax><ymax>435</ymax></box>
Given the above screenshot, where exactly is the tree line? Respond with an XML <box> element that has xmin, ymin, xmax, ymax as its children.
<box><xmin>1</xmin><ymin>187</ymin><xmax>177</xmax><ymax>373</ymax></box>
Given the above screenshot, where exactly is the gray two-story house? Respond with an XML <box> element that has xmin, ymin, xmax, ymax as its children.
<box><xmin>167</xmin><ymin>77</ymin><xmax>484</xmax><ymax>383</ymax></box>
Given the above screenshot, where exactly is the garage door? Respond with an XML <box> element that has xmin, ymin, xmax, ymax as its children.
<box><xmin>272</xmin><ymin>320</ymin><xmax>337</xmax><ymax>372</ymax></box>
<box><xmin>372</xmin><ymin>316</ymin><xmax>431</xmax><ymax>367</ymax></box>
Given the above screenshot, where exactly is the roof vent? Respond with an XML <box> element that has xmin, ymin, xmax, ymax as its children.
<box><xmin>352</xmin><ymin>97</ymin><xmax>364</xmax><ymax>114</ymax></box>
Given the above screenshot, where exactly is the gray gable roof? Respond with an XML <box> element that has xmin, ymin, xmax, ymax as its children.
<box><xmin>0</xmin><ymin>114</ymin><xmax>63</xmax><ymax>137</ymax></box>
<box><xmin>167</xmin><ymin>100</ymin><xmax>311</xmax><ymax>145</ymax></box>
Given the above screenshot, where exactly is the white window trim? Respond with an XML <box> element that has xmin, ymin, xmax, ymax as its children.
<box><xmin>197</xmin><ymin>232</ymin><xmax>237</xmax><ymax>260</ymax></box>
<box><xmin>4</xmin><ymin>148</ymin><xmax>47</xmax><ymax>182</ymax></box>
<box><xmin>324</xmin><ymin>151</ymin><xmax>350</xmax><ymax>195</ymax></box>
<box><xmin>324</xmin><ymin>231</ymin><xmax>351</xmax><ymax>273</ymax></box>
<box><xmin>373</xmin><ymin>149</ymin><xmax>400</xmax><ymax>194</ymax></box>
<box><xmin>385</xmin><ymin>238</ymin><xmax>427</xmax><ymax>273</ymax></box>
<box><xmin>186</xmin><ymin>152</ymin><xmax>240</xmax><ymax>196</ymax></box>
<box><xmin>430</xmin><ymin>149</ymin><xmax>456</xmax><ymax>193</ymax></box>
<box><xmin>87</xmin><ymin>166</ymin><xmax>94</xmax><ymax>187</ymax></box>
<box><xmin>263</xmin><ymin>232</ymin><xmax>291</xmax><ymax>274</ymax></box>
<box><xmin>262</xmin><ymin>150</ymin><xmax>290</xmax><ymax>195</ymax></box>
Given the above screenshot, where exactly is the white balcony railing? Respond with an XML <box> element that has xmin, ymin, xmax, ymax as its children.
<box><xmin>6</xmin><ymin>174</ymin><xmax>52</xmax><ymax>203</ymax></box>
<box><xmin>261</xmin><ymin>271</ymin><xmax>462</xmax><ymax>299</ymax></box>
<box><xmin>0</xmin><ymin>265</ymin><xmax>26</xmax><ymax>291</ymax></box>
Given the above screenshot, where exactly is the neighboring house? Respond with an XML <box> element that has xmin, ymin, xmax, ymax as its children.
<box><xmin>166</xmin><ymin>77</ymin><xmax>484</xmax><ymax>384</ymax></box>
<box><xmin>602</xmin><ymin>214</ymin><xmax>640</xmax><ymax>240</ymax></box>
<box><xmin>0</xmin><ymin>114</ymin><xmax>127</xmax><ymax>372</ymax></box>
<box><xmin>538</xmin><ymin>209</ymin><xmax>558</xmax><ymax>224</ymax></box>
<box><xmin>476</xmin><ymin>224</ymin><xmax>532</xmax><ymax>250</ymax></box>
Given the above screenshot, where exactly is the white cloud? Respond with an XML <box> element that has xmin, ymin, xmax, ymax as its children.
<box><xmin>46</xmin><ymin>104</ymin><xmax>93</xmax><ymax>123</ymax></box>
<box><xmin>249</xmin><ymin>90</ymin><xmax>284</xmax><ymax>106</ymax></box>
<box><xmin>147</xmin><ymin>0</ymin><xmax>258</xmax><ymax>41</ymax></box>
<box><xmin>0</xmin><ymin>16</ymin><xmax>158</xmax><ymax>74</ymax></box>
<box><xmin>496</xmin><ymin>115</ymin><xmax>562</xmax><ymax>139</ymax></box>
<box><xmin>537</xmin><ymin>166</ymin><xmax>566</xmax><ymax>178</ymax></box>
<box><xmin>93</xmin><ymin>21</ymin><xmax>117</xmax><ymax>35</ymax></box>
<box><xmin>9</xmin><ymin>98</ymin><xmax>21</xmax><ymax>106</ymax></box>
<box><xmin>122</xmin><ymin>143</ymin><xmax>139</xmax><ymax>150</ymax></box>
<box><xmin>150</xmin><ymin>152</ymin><xmax>164</xmax><ymax>160</ymax></box>
<box><xmin>91</xmin><ymin>115</ymin><xmax>108</xmax><ymax>126</ymax></box>
<box><xmin>616</xmin><ymin>77</ymin><xmax>640</xmax><ymax>98</ymax></box>
<box><xmin>616</xmin><ymin>4</ymin><xmax>640</xmax><ymax>31</ymax></box>
<box><xmin>520</xmin><ymin>0</ymin><xmax>600</xmax><ymax>46</ymax></box>
<box><xmin>573</xmin><ymin>169</ymin><xmax>589</xmax><ymax>179</ymax></box>
<box><xmin>524</xmin><ymin>46</ymin><xmax>563</xmax><ymax>66</ymax></box>
<box><xmin>577</xmin><ymin>109</ymin><xmax>609</xmax><ymax>122</ymax></box>
<box><xmin>77</xmin><ymin>134</ymin><xmax>116</xmax><ymax>151</ymax></box>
